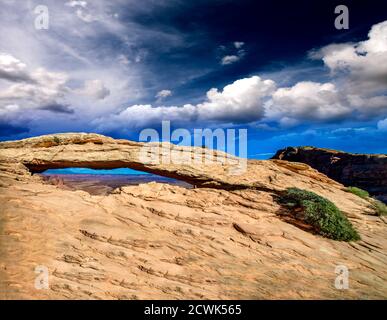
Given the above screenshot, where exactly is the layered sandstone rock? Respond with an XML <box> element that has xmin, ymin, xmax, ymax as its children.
<box><xmin>272</xmin><ymin>146</ymin><xmax>387</xmax><ymax>203</ymax></box>
<box><xmin>0</xmin><ymin>133</ymin><xmax>386</xmax><ymax>299</ymax></box>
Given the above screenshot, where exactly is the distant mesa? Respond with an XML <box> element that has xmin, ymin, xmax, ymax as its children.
<box><xmin>272</xmin><ymin>146</ymin><xmax>387</xmax><ymax>204</ymax></box>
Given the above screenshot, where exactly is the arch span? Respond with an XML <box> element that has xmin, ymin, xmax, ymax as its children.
<box><xmin>1</xmin><ymin>133</ymin><xmax>243</xmax><ymax>190</ymax></box>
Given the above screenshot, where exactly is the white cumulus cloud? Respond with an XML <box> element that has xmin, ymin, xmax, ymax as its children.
<box><xmin>96</xmin><ymin>76</ymin><xmax>276</xmax><ymax>130</ymax></box>
<box><xmin>197</xmin><ymin>76</ymin><xmax>275</xmax><ymax>122</ymax></box>
<box><xmin>0</xmin><ymin>53</ymin><xmax>31</xmax><ymax>82</ymax></box>
<box><xmin>234</xmin><ymin>41</ymin><xmax>245</xmax><ymax>49</ymax></box>
<box><xmin>220</xmin><ymin>41</ymin><xmax>246</xmax><ymax>65</ymax></box>
<box><xmin>0</xmin><ymin>53</ymin><xmax>69</xmax><ymax>110</ymax></box>
<box><xmin>221</xmin><ymin>55</ymin><xmax>240</xmax><ymax>65</ymax></box>
<box><xmin>75</xmin><ymin>79</ymin><xmax>110</xmax><ymax>100</ymax></box>
<box><xmin>314</xmin><ymin>20</ymin><xmax>387</xmax><ymax>94</ymax></box>
<box><xmin>156</xmin><ymin>89</ymin><xmax>172</xmax><ymax>100</ymax></box>
<box><xmin>267</xmin><ymin>81</ymin><xmax>351</xmax><ymax>125</ymax></box>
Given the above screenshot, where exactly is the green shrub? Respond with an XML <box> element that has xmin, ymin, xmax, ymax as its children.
<box><xmin>346</xmin><ymin>186</ymin><xmax>386</xmax><ymax>216</ymax></box>
<box><xmin>371</xmin><ymin>199</ymin><xmax>387</xmax><ymax>216</ymax></box>
<box><xmin>279</xmin><ymin>188</ymin><xmax>360</xmax><ymax>241</ymax></box>
<box><xmin>346</xmin><ymin>186</ymin><xmax>369</xmax><ymax>199</ymax></box>
<box><xmin>53</xmin><ymin>136</ymin><xmax>60</xmax><ymax>144</ymax></box>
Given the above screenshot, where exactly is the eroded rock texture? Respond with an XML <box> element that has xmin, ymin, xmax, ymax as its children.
<box><xmin>273</xmin><ymin>146</ymin><xmax>387</xmax><ymax>203</ymax></box>
<box><xmin>0</xmin><ymin>133</ymin><xmax>386</xmax><ymax>299</ymax></box>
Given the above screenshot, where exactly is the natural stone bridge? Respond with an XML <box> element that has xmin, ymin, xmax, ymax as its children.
<box><xmin>0</xmin><ymin>132</ymin><xmax>338</xmax><ymax>191</ymax></box>
<box><xmin>1</xmin><ymin>133</ymin><xmax>386</xmax><ymax>299</ymax></box>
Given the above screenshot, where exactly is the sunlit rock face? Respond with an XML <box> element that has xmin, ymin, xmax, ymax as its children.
<box><xmin>273</xmin><ymin>146</ymin><xmax>387</xmax><ymax>203</ymax></box>
<box><xmin>0</xmin><ymin>133</ymin><xmax>386</xmax><ymax>299</ymax></box>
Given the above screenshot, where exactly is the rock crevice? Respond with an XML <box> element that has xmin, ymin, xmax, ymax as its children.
<box><xmin>0</xmin><ymin>133</ymin><xmax>386</xmax><ymax>299</ymax></box>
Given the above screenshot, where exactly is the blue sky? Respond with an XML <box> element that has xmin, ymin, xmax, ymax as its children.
<box><xmin>43</xmin><ymin>168</ymin><xmax>149</xmax><ymax>175</ymax></box>
<box><xmin>0</xmin><ymin>0</ymin><xmax>386</xmax><ymax>157</ymax></box>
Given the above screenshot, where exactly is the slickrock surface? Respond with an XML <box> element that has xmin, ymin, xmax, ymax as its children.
<box><xmin>273</xmin><ymin>146</ymin><xmax>387</xmax><ymax>203</ymax></box>
<box><xmin>0</xmin><ymin>133</ymin><xmax>386</xmax><ymax>299</ymax></box>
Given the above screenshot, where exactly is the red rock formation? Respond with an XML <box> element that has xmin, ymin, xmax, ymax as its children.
<box><xmin>273</xmin><ymin>146</ymin><xmax>387</xmax><ymax>203</ymax></box>
<box><xmin>0</xmin><ymin>134</ymin><xmax>386</xmax><ymax>299</ymax></box>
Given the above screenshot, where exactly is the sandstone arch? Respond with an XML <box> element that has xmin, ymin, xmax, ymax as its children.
<box><xmin>1</xmin><ymin>133</ymin><xmax>386</xmax><ymax>299</ymax></box>
<box><xmin>0</xmin><ymin>133</ymin><xmax>342</xmax><ymax>191</ymax></box>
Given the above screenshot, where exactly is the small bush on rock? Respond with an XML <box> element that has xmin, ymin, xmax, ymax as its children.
<box><xmin>346</xmin><ymin>186</ymin><xmax>386</xmax><ymax>216</ymax></box>
<box><xmin>53</xmin><ymin>136</ymin><xmax>60</xmax><ymax>144</ymax></box>
<box><xmin>279</xmin><ymin>188</ymin><xmax>360</xmax><ymax>241</ymax></box>
<box><xmin>371</xmin><ymin>199</ymin><xmax>387</xmax><ymax>216</ymax></box>
<box><xmin>346</xmin><ymin>186</ymin><xmax>369</xmax><ymax>199</ymax></box>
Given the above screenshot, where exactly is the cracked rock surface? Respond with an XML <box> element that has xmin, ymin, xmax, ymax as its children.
<box><xmin>0</xmin><ymin>133</ymin><xmax>386</xmax><ymax>299</ymax></box>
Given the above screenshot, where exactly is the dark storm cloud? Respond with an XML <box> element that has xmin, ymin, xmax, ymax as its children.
<box><xmin>1</xmin><ymin>0</ymin><xmax>387</xmax><ymax>155</ymax></box>
<box><xmin>39</xmin><ymin>103</ymin><xmax>74</xmax><ymax>114</ymax></box>
<box><xmin>122</xmin><ymin>0</ymin><xmax>387</xmax><ymax>103</ymax></box>
<box><xmin>0</xmin><ymin>70</ymin><xmax>33</xmax><ymax>83</ymax></box>
<box><xmin>0</xmin><ymin>121</ymin><xmax>29</xmax><ymax>137</ymax></box>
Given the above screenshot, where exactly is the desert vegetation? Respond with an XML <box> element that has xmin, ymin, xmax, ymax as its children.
<box><xmin>347</xmin><ymin>186</ymin><xmax>387</xmax><ymax>216</ymax></box>
<box><xmin>279</xmin><ymin>188</ymin><xmax>360</xmax><ymax>241</ymax></box>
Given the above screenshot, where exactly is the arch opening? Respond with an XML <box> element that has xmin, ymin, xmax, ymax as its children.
<box><xmin>39</xmin><ymin>167</ymin><xmax>193</xmax><ymax>195</ymax></box>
